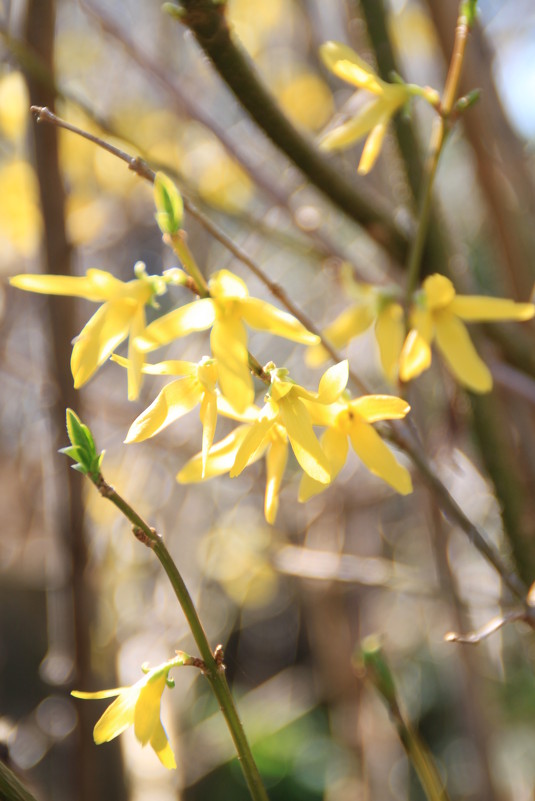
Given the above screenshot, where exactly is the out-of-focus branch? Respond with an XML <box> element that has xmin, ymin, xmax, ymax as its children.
<box><xmin>164</xmin><ymin>0</ymin><xmax>410</xmax><ymax>260</ymax></box>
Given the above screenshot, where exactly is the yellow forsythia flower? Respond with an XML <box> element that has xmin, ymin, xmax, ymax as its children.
<box><xmin>72</xmin><ymin>654</ymin><xmax>190</xmax><ymax>769</ymax></box>
<box><xmin>319</xmin><ymin>41</ymin><xmax>413</xmax><ymax>174</ymax></box>
<box><xmin>307</xmin><ymin>281</ymin><xmax>404</xmax><ymax>383</ymax></box>
<box><xmin>299</xmin><ymin>395</ymin><xmax>412</xmax><ymax>501</ymax></box>
<box><xmin>399</xmin><ymin>274</ymin><xmax>535</xmax><ymax>392</ymax></box>
<box><xmin>136</xmin><ymin>269</ymin><xmax>320</xmax><ymax>413</ymax></box>
<box><xmin>114</xmin><ymin>355</ymin><xmax>218</xmax><ymax>477</ymax></box>
<box><xmin>179</xmin><ymin>362</ymin><xmax>349</xmax><ymax>524</ymax></box>
<box><xmin>10</xmin><ymin>265</ymin><xmax>167</xmax><ymax>399</ymax></box>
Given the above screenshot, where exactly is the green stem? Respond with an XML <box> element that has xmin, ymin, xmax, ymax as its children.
<box><xmin>405</xmin><ymin>3</ymin><xmax>473</xmax><ymax>298</ymax></box>
<box><xmin>167</xmin><ymin>232</ymin><xmax>210</xmax><ymax>298</ymax></box>
<box><xmin>93</xmin><ymin>474</ymin><xmax>269</xmax><ymax>801</ymax></box>
<box><xmin>0</xmin><ymin>761</ymin><xmax>39</xmax><ymax>801</ymax></box>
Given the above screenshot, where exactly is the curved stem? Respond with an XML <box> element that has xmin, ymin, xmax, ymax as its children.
<box><xmin>93</xmin><ymin>473</ymin><xmax>269</xmax><ymax>801</ymax></box>
<box><xmin>405</xmin><ymin>3</ymin><xmax>473</xmax><ymax>298</ymax></box>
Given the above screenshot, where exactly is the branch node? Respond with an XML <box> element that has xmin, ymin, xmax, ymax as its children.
<box><xmin>214</xmin><ymin>643</ymin><xmax>226</xmax><ymax>672</ymax></box>
<box><xmin>133</xmin><ymin>525</ymin><xmax>155</xmax><ymax>549</ymax></box>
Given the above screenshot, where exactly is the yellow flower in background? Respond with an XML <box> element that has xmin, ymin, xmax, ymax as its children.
<box><xmin>319</xmin><ymin>41</ymin><xmax>413</xmax><ymax>174</ymax></box>
<box><xmin>299</xmin><ymin>395</ymin><xmax>412</xmax><ymax>502</ymax></box>
<box><xmin>72</xmin><ymin>654</ymin><xmax>190</xmax><ymax>770</ymax></box>
<box><xmin>399</xmin><ymin>274</ymin><xmax>535</xmax><ymax>392</ymax></box>
<box><xmin>307</xmin><ymin>281</ymin><xmax>404</xmax><ymax>382</ymax></box>
<box><xmin>0</xmin><ymin>71</ymin><xmax>29</xmax><ymax>141</ymax></box>
<box><xmin>115</xmin><ymin>355</ymin><xmax>218</xmax><ymax>477</ymax></box>
<box><xmin>10</xmin><ymin>264</ymin><xmax>167</xmax><ymax>400</ymax></box>
<box><xmin>137</xmin><ymin>269</ymin><xmax>320</xmax><ymax>413</ymax></box>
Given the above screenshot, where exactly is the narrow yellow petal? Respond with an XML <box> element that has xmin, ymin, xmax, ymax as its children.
<box><xmin>200</xmin><ymin>391</ymin><xmax>218</xmax><ymax>477</ymax></box>
<box><xmin>278</xmin><ymin>396</ymin><xmax>331</xmax><ymax>484</ymax></box>
<box><xmin>434</xmin><ymin>310</ymin><xmax>492</xmax><ymax>392</ymax></box>
<box><xmin>125</xmin><ymin>377</ymin><xmax>202</xmax><ymax>442</ymax></box>
<box><xmin>150</xmin><ymin>721</ymin><xmax>176</xmax><ymax>770</ymax></box>
<box><xmin>320</xmin><ymin>100</ymin><xmax>387</xmax><ymax>152</ymax></box>
<box><xmin>319</xmin><ymin>42</ymin><xmax>384</xmax><ymax>94</ymax></box>
<box><xmin>93</xmin><ymin>686</ymin><xmax>139</xmax><ymax>744</ymax></box>
<box><xmin>126</xmin><ymin>306</ymin><xmax>147</xmax><ymax>401</ymax></box>
<box><xmin>137</xmin><ymin>298</ymin><xmax>216</xmax><ymax>351</ymax></box>
<box><xmin>71</xmin><ymin>300</ymin><xmax>133</xmax><ymax>388</ymax></box>
<box><xmin>358</xmin><ymin>118</ymin><xmax>389</xmax><ymax>174</ymax></box>
<box><xmin>230</xmin><ymin>407</ymin><xmax>277</xmax><ymax>477</ymax></box>
<box><xmin>177</xmin><ymin>425</ymin><xmax>255</xmax><ymax>483</ymax></box>
<box><xmin>134</xmin><ymin>673</ymin><xmax>167</xmax><ymax>746</ymax></box>
<box><xmin>306</xmin><ymin>305</ymin><xmax>374</xmax><ymax>367</ymax></box>
<box><xmin>9</xmin><ymin>269</ymin><xmax>122</xmax><ymax>301</ymax></box>
<box><xmin>211</xmin><ymin>317</ymin><xmax>253</xmax><ymax>413</ymax></box>
<box><xmin>375</xmin><ymin>302</ymin><xmax>404</xmax><ymax>382</ymax></box>
<box><xmin>349</xmin><ymin>395</ymin><xmax>410</xmax><ymax>423</ymax></box>
<box><xmin>317</xmin><ymin>360</ymin><xmax>349</xmax><ymax>403</ymax></box>
<box><xmin>298</xmin><ymin>428</ymin><xmax>348</xmax><ymax>502</ymax></box>
<box><xmin>423</xmin><ymin>274</ymin><xmax>455</xmax><ymax>310</ymax></box>
<box><xmin>209</xmin><ymin>269</ymin><xmax>249</xmax><ymax>299</ymax></box>
<box><xmin>349</xmin><ymin>421</ymin><xmax>412</xmax><ymax>494</ymax></box>
<box><xmin>112</xmin><ymin>355</ymin><xmax>198</xmax><ymax>376</ymax></box>
<box><xmin>264</xmin><ymin>437</ymin><xmax>289</xmax><ymax>524</ymax></box>
<box><xmin>240</xmin><ymin>297</ymin><xmax>320</xmax><ymax>344</ymax></box>
<box><xmin>399</xmin><ymin>329</ymin><xmax>432</xmax><ymax>382</ymax></box>
<box><xmin>72</xmin><ymin>688</ymin><xmax>128</xmax><ymax>700</ymax></box>
<box><xmin>450</xmin><ymin>295</ymin><xmax>535</xmax><ymax>322</ymax></box>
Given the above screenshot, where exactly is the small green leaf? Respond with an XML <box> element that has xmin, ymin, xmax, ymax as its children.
<box><xmin>62</xmin><ymin>409</ymin><xmax>103</xmax><ymax>480</ymax></box>
<box><xmin>154</xmin><ymin>172</ymin><xmax>184</xmax><ymax>234</ymax></box>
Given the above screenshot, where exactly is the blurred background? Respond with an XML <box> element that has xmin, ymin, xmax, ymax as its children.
<box><xmin>1</xmin><ymin>1</ymin><xmax>535</xmax><ymax>799</ymax></box>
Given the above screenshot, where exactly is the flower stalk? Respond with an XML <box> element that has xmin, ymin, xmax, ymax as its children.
<box><xmin>62</xmin><ymin>412</ymin><xmax>269</xmax><ymax>801</ymax></box>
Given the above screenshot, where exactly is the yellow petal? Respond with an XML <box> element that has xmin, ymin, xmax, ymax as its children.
<box><xmin>72</xmin><ymin>688</ymin><xmax>129</xmax><ymax>700</ymax></box>
<box><xmin>278</xmin><ymin>396</ymin><xmax>331</xmax><ymax>484</ymax></box>
<box><xmin>150</xmin><ymin>721</ymin><xmax>176</xmax><ymax>770</ymax></box>
<box><xmin>127</xmin><ymin>305</ymin><xmax>147</xmax><ymax>401</ymax></box>
<box><xmin>358</xmin><ymin>118</ymin><xmax>389</xmax><ymax>175</ymax></box>
<box><xmin>93</xmin><ymin>686</ymin><xmax>139</xmax><ymax>744</ymax></box>
<box><xmin>112</xmin><ymin>355</ymin><xmax>198</xmax><ymax>376</ymax></box>
<box><xmin>137</xmin><ymin>298</ymin><xmax>216</xmax><ymax>351</ymax></box>
<box><xmin>399</xmin><ymin>329</ymin><xmax>432</xmax><ymax>382</ymax></box>
<box><xmin>211</xmin><ymin>317</ymin><xmax>253</xmax><ymax>413</ymax></box>
<box><xmin>349</xmin><ymin>395</ymin><xmax>410</xmax><ymax>423</ymax></box>
<box><xmin>422</xmin><ymin>274</ymin><xmax>455</xmax><ymax>310</ymax></box>
<box><xmin>240</xmin><ymin>297</ymin><xmax>320</xmax><ymax>344</ymax></box>
<box><xmin>230</xmin><ymin>406</ymin><xmax>277</xmax><ymax>477</ymax></box>
<box><xmin>134</xmin><ymin>673</ymin><xmax>167</xmax><ymax>746</ymax></box>
<box><xmin>318</xmin><ymin>360</ymin><xmax>349</xmax><ymax>403</ymax></box>
<box><xmin>450</xmin><ymin>295</ymin><xmax>535</xmax><ymax>322</ymax></box>
<box><xmin>209</xmin><ymin>269</ymin><xmax>249</xmax><ymax>299</ymax></box>
<box><xmin>375</xmin><ymin>302</ymin><xmax>404</xmax><ymax>382</ymax></box>
<box><xmin>125</xmin><ymin>377</ymin><xmax>202</xmax><ymax>442</ymax></box>
<box><xmin>348</xmin><ymin>420</ymin><xmax>412</xmax><ymax>494</ymax></box>
<box><xmin>200</xmin><ymin>391</ymin><xmax>218</xmax><ymax>477</ymax></box>
<box><xmin>323</xmin><ymin>303</ymin><xmax>375</xmax><ymax>346</ymax></box>
<box><xmin>298</xmin><ymin>427</ymin><xmax>348</xmax><ymax>502</ymax></box>
<box><xmin>71</xmin><ymin>300</ymin><xmax>134</xmax><ymax>388</ymax></box>
<box><xmin>177</xmin><ymin>424</ymin><xmax>255</xmax><ymax>482</ymax></box>
<box><xmin>319</xmin><ymin>42</ymin><xmax>384</xmax><ymax>94</ymax></box>
<box><xmin>434</xmin><ymin>310</ymin><xmax>492</xmax><ymax>392</ymax></box>
<box><xmin>264</xmin><ymin>436</ymin><xmax>288</xmax><ymax>524</ymax></box>
<box><xmin>9</xmin><ymin>271</ymin><xmax>113</xmax><ymax>301</ymax></box>
<box><xmin>320</xmin><ymin>99</ymin><xmax>388</xmax><ymax>152</ymax></box>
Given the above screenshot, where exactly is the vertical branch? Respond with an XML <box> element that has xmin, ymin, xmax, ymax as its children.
<box><xmin>22</xmin><ymin>4</ymin><xmax>125</xmax><ymax>800</ymax></box>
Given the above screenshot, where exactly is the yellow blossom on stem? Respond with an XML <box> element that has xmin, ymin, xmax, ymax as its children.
<box><xmin>135</xmin><ymin>269</ymin><xmax>320</xmax><ymax>413</ymax></box>
<box><xmin>72</xmin><ymin>653</ymin><xmax>191</xmax><ymax>769</ymax></box>
<box><xmin>178</xmin><ymin>362</ymin><xmax>349</xmax><ymax>523</ymax></box>
<box><xmin>113</xmin><ymin>355</ymin><xmax>218</xmax><ymax>476</ymax></box>
<box><xmin>307</xmin><ymin>280</ymin><xmax>404</xmax><ymax>382</ymax></box>
<box><xmin>399</xmin><ymin>274</ymin><xmax>535</xmax><ymax>392</ymax></box>
<box><xmin>319</xmin><ymin>41</ymin><xmax>420</xmax><ymax>174</ymax></box>
<box><xmin>10</xmin><ymin>264</ymin><xmax>168</xmax><ymax>400</ymax></box>
<box><xmin>299</xmin><ymin>395</ymin><xmax>412</xmax><ymax>501</ymax></box>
